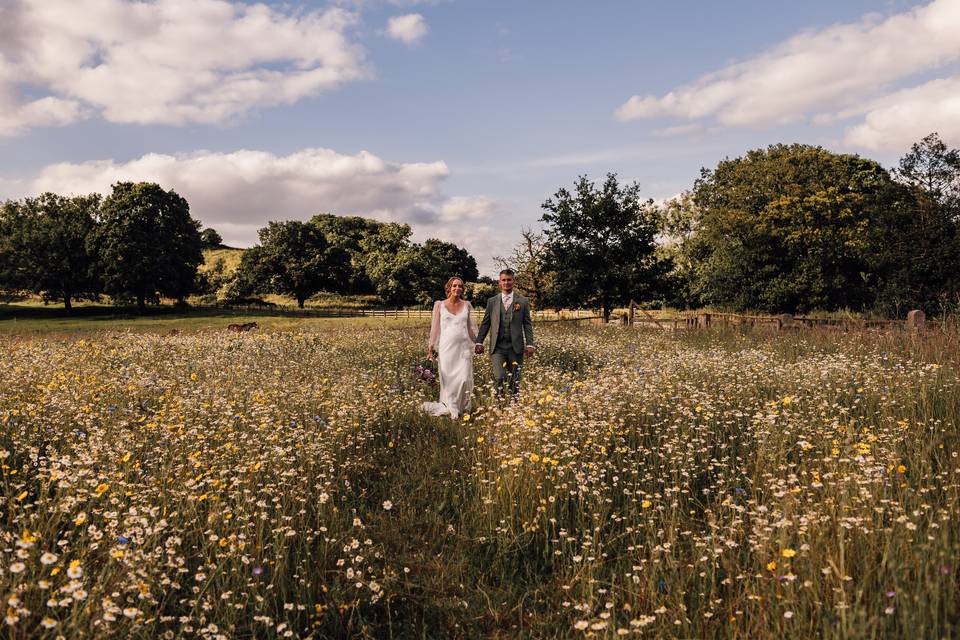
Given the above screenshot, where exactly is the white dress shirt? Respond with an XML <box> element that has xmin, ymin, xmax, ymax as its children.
<box><xmin>501</xmin><ymin>291</ymin><xmax>513</xmax><ymax>311</ymax></box>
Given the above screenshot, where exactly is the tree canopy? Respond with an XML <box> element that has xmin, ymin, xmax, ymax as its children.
<box><xmin>235</xmin><ymin>220</ymin><xmax>349</xmax><ymax>308</ymax></box>
<box><xmin>309</xmin><ymin>214</ymin><xmax>390</xmax><ymax>294</ymax></box>
<box><xmin>3</xmin><ymin>133</ymin><xmax>957</xmax><ymax>317</ymax></box>
<box><xmin>540</xmin><ymin>173</ymin><xmax>666</xmax><ymax>321</ymax></box>
<box><xmin>685</xmin><ymin>145</ymin><xmax>896</xmax><ymax>312</ymax></box>
<box><xmin>676</xmin><ymin>140</ymin><xmax>960</xmax><ymax>313</ymax></box>
<box><xmin>871</xmin><ymin>133</ymin><xmax>960</xmax><ymax>313</ymax></box>
<box><xmin>89</xmin><ymin>182</ymin><xmax>204</xmax><ymax>310</ymax></box>
<box><xmin>200</xmin><ymin>227</ymin><xmax>223</xmax><ymax>248</ymax></box>
<box><xmin>1</xmin><ymin>193</ymin><xmax>103</xmax><ymax>310</ymax></box>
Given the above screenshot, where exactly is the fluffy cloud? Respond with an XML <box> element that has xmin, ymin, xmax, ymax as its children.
<box><xmin>615</xmin><ymin>0</ymin><xmax>960</xmax><ymax>127</ymax></box>
<box><xmin>19</xmin><ymin>147</ymin><xmax>502</xmax><ymax>271</ymax></box>
<box><xmin>0</xmin><ymin>0</ymin><xmax>367</xmax><ymax>134</ymax></box>
<box><xmin>843</xmin><ymin>76</ymin><xmax>960</xmax><ymax>150</ymax></box>
<box><xmin>386</xmin><ymin>14</ymin><xmax>428</xmax><ymax>45</ymax></box>
<box><xmin>438</xmin><ymin>196</ymin><xmax>498</xmax><ymax>222</ymax></box>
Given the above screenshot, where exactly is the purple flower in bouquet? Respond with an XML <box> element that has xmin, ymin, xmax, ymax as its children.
<box><xmin>414</xmin><ymin>361</ymin><xmax>437</xmax><ymax>386</ymax></box>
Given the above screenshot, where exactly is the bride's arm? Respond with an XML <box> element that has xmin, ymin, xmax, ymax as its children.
<box><xmin>428</xmin><ymin>300</ymin><xmax>441</xmax><ymax>355</ymax></box>
<box><xmin>467</xmin><ymin>301</ymin><xmax>478</xmax><ymax>343</ymax></box>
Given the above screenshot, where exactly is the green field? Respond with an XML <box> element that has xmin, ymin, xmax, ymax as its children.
<box><xmin>2</xmin><ymin>320</ymin><xmax>958</xmax><ymax>638</ymax></box>
<box><xmin>200</xmin><ymin>246</ymin><xmax>245</xmax><ymax>275</ymax></box>
<box><xmin>0</xmin><ymin>305</ymin><xmax>423</xmax><ymax>335</ymax></box>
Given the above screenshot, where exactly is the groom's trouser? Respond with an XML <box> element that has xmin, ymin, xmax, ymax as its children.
<box><xmin>491</xmin><ymin>347</ymin><xmax>524</xmax><ymax>397</ymax></box>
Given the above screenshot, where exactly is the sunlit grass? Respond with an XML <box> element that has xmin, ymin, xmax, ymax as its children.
<box><xmin>2</xmin><ymin>323</ymin><xmax>959</xmax><ymax>638</ymax></box>
<box><xmin>0</xmin><ymin>310</ymin><xmax>426</xmax><ymax>335</ymax></box>
<box><xmin>200</xmin><ymin>247</ymin><xmax>245</xmax><ymax>275</ymax></box>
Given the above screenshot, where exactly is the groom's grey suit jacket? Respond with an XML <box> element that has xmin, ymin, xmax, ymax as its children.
<box><xmin>475</xmin><ymin>292</ymin><xmax>534</xmax><ymax>354</ymax></box>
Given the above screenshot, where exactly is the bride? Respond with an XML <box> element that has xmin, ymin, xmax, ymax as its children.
<box><xmin>421</xmin><ymin>276</ymin><xmax>478</xmax><ymax>419</ymax></box>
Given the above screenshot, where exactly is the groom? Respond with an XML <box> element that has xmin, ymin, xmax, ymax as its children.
<box><xmin>474</xmin><ymin>269</ymin><xmax>535</xmax><ymax>397</ymax></box>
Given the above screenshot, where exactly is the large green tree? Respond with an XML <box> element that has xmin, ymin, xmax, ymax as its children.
<box><xmin>656</xmin><ymin>191</ymin><xmax>701</xmax><ymax>309</ymax></box>
<box><xmin>869</xmin><ymin>133</ymin><xmax>960</xmax><ymax>313</ymax></box>
<box><xmin>362</xmin><ymin>233</ymin><xmax>481</xmax><ymax>306</ymax></box>
<box><xmin>1</xmin><ymin>193</ymin><xmax>102</xmax><ymax>311</ymax></box>
<box><xmin>687</xmin><ymin>145</ymin><xmax>897</xmax><ymax>312</ymax></box>
<box><xmin>309</xmin><ymin>214</ymin><xmax>393</xmax><ymax>294</ymax></box>
<box><xmin>540</xmin><ymin>173</ymin><xmax>665</xmax><ymax>321</ymax></box>
<box><xmin>421</xmin><ymin>238</ymin><xmax>479</xmax><ymax>283</ymax></box>
<box><xmin>200</xmin><ymin>227</ymin><xmax>223</xmax><ymax>248</ymax></box>
<box><xmin>364</xmin><ymin>245</ymin><xmax>440</xmax><ymax>307</ymax></box>
<box><xmin>894</xmin><ymin>132</ymin><xmax>960</xmax><ymax>207</ymax></box>
<box><xmin>89</xmin><ymin>182</ymin><xmax>204</xmax><ymax>310</ymax></box>
<box><xmin>359</xmin><ymin>222</ymin><xmax>419</xmax><ymax>304</ymax></box>
<box><xmin>0</xmin><ymin>201</ymin><xmax>26</xmax><ymax>295</ymax></box>
<box><xmin>236</xmin><ymin>220</ymin><xmax>349</xmax><ymax>308</ymax></box>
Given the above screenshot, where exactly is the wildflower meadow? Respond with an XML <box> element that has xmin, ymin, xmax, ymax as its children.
<box><xmin>2</xmin><ymin>322</ymin><xmax>959</xmax><ymax>638</ymax></box>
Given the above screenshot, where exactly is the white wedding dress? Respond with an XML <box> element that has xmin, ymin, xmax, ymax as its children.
<box><xmin>421</xmin><ymin>300</ymin><xmax>477</xmax><ymax>419</ymax></box>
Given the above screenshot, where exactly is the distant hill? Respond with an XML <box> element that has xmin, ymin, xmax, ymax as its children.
<box><xmin>201</xmin><ymin>246</ymin><xmax>245</xmax><ymax>274</ymax></box>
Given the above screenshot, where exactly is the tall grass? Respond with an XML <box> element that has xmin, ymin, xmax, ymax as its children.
<box><xmin>2</xmin><ymin>324</ymin><xmax>959</xmax><ymax>638</ymax></box>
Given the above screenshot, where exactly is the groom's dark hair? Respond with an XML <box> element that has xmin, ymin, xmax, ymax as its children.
<box><xmin>499</xmin><ymin>269</ymin><xmax>515</xmax><ymax>277</ymax></box>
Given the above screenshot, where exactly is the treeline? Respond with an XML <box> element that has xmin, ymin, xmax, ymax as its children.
<box><xmin>0</xmin><ymin>184</ymin><xmax>482</xmax><ymax>311</ymax></box>
<box><xmin>503</xmin><ymin>133</ymin><xmax>960</xmax><ymax>319</ymax></box>
<box><xmin>3</xmin><ymin>133</ymin><xmax>958</xmax><ymax>317</ymax></box>
<box><xmin>0</xmin><ymin>183</ymin><xmax>206</xmax><ymax>311</ymax></box>
<box><xmin>225</xmin><ymin>216</ymin><xmax>480</xmax><ymax>308</ymax></box>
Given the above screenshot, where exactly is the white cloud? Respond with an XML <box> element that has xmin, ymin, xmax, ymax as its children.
<box><xmin>439</xmin><ymin>196</ymin><xmax>499</xmax><ymax>222</ymax></box>
<box><xmin>0</xmin><ymin>0</ymin><xmax>368</xmax><ymax>134</ymax></box>
<box><xmin>420</xmin><ymin>196</ymin><xmax>501</xmax><ymax>274</ymax></box>
<box><xmin>0</xmin><ymin>95</ymin><xmax>87</xmax><ymax>136</ymax></box>
<box><xmin>14</xmin><ymin>147</ymin><xmax>503</xmax><ymax>272</ymax></box>
<box><xmin>842</xmin><ymin>75</ymin><xmax>960</xmax><ymax>150</ymax></box>
<box><xmin>652</xmin><ymin>123</ymin><xmax>705</xmax><ymax>138</ymax></box>
<box><xmin>457</xmin><ymin>141</ymin><xmax>717</xmax><ymax>175</ymax></box>
<box><xmin>615</xmin><ymin>0</ymin><xmax>960</xmax><ymax>127</ymax></box>
<box><xmin>387</xmin><ymin>0</ymin><xmax>446</xmax><ymax>5</ymax></box>
<box><xmin>386</xmin><ymin>14</ymin><xmax>428</xmax><ymax>45</ymax></box>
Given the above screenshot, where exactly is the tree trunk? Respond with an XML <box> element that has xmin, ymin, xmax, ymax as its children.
<box><xmin>297</xmin><ymin>296</ymin><xmax>305</xmax><ymax>309</ymax></box>
<box><xmin>137</xmin><ymin>294</ymin><xmax>146</xmax><ymax>313</ymax></box>
<box><xmin>603</xmin><ymin>304</ymin><xmax>611</xmax><ymax>324</ymax></box>
<box><xmin>63</xmin><ymin>291</ymin><xmax>72</xmax><ymax>313</ymax></box>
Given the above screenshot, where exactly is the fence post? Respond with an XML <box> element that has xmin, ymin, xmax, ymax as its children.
<box><xmin>906</xmin><ymin>309</ymin><xmax>925</xmax><ymax>332</ymax></box>
<box><xmin>777</xmin><ymin>313</ymin><xmax>794</xmax><ymax>331</ymax></box>
<box><xmin>697</xmin><ymin>313</ymin><xmax>711</xmax><ymax>329</ymax></box>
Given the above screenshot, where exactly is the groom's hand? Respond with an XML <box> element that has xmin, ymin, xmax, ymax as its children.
<box><xmin>524</xmin><ymin>345</ymin><xmax>534</xmax><ymax>358</ymax></box>
<box><xmin>474</xmin><ymin>343</ymin><xmax>484</xmax><ymax>355</ymax></box>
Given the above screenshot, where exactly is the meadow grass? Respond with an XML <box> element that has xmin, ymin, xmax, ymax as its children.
<box><xmin>2</xmin><ymin>322</ymin><xmax>959</xmax><ymax>638</ymax></box>
<box><xmin>0</xmin><ymin>306</ymin><xmax>427</xmax><ymax>336</ymax></box>
<box><xmin>200</xmin><ymin>248</ymin><xmax>245</xmax><ymax>275</ymax></box>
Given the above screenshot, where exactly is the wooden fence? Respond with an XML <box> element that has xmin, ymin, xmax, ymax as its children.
<box><xmin>354</xmin><ymin>308</ymin><xmax>600</xmax><ymax>321</ymax></box>
<box><xmin>224</xmin><ymin>301</ymin><xmax>927</xmax><ymax>333</ymax></box>
<box><xmin>624</xmin><ymin>302</ymin><xmax>929</xmax><ymax>333</ymax></box>
<box><xmin>223</xmin><ymin>304</ymin><xmax>602</xmax><ymax>323</ymax></box>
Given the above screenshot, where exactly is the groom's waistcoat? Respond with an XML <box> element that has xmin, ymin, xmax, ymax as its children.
<box><xmin>495</xmin><ymin>298</ymin><xmax>515</xmax><ymax>353</ymax></box>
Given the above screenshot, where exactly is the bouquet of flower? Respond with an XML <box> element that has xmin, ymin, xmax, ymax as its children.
<box><xmin>413</xmin><ymin>359</ymin><xmax>437</xmax><ymax>386</ymax></box>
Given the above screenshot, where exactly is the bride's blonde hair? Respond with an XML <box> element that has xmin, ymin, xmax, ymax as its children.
<box><xmin>444</xmin><ymin>276</ymin><xmax>465</xmax><ymax>296</ymax></box>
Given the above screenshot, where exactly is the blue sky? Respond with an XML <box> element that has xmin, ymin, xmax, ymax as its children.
<box><xmin>1</xmin><ymin>0</ymin><xmax>957</xmax><ymax>275</ymax></box>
